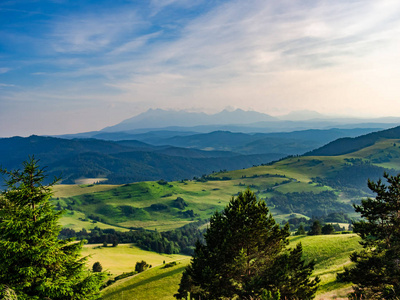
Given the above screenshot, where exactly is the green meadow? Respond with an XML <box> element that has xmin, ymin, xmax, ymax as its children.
<box><xmin>82</xmin><ymin>244</ymin><xmax>188</xmax><ymax>275</ymax></box>
<box><xmin>91</xmin><ymin>234</ymin><xmax>361</xmax><ymax>300</ymax></box>
<box><xmin>291</xmin><ymin>234</ymin><xmax>361</xmax><ymax>295</ymax></box>
<box><xmin>100</xmin><ymin>258</ymin><xmax>191</xmax><ymax>300</ymax></box>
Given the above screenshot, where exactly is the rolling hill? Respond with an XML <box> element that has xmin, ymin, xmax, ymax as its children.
<box><xmin>52</xmin><ymin>126</ymin><xmax>400</xmax><ymax>233</ymax></box>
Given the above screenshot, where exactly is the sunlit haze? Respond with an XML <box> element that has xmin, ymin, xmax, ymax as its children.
<box><xmin>1</xmin><ymin>0</ymin><xmax>400</xmax><ymax>136</ymax></box>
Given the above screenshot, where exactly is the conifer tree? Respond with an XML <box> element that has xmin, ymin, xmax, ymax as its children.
<box><xmin>308</xmin><ymin>220</ymin><xmax>322</xmax><ymax>235</ymax></box>
<box><xmin>175</xmin><ymin>189</ymin><xmax>319</xmax><ymax>300</ymax></box>
<box><xmin>340</xmin><ymin>173</ymin><xmax>400</xmax><ymax>299</ymax></box>
<box><xmin>0</xmin><ymin>157</ymin><xmax>106</xmax><ymax>299</ymax></box>
<box><xmin>295</xmin><ymin>224</ymin><xmax>306</xmax><ymax>235</ymax></box>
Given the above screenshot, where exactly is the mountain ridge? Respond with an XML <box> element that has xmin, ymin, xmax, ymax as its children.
<box><xmin>305</xmin><ymin>125</ymin><xmax>400</xmax><ymax>156</ymax></box>
<box><xmin>101</xmin><ymin>108</ymin><xmax>278</xmax><ymax>132</ymax></box>
<box><xmin>99</xmin><ymin>108</ymin><xmax>400</xmax><ymax>134</ymax></box>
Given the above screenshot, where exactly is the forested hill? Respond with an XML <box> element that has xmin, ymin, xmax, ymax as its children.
<box><xmin>0</xmin><ymin>135</ymin><xmax>284</xmax><ymax>184</ymax></box>
<box><xmin>305</xmin><ymin>125</ymin><xmax>400</xmax><ymax>156</ymax></box>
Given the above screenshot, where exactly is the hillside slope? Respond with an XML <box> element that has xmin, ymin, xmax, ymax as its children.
<box><xmin>98</xmin><ymin>235</ymin><xmax>361</xmax><ymax>300</ymax></box>
<box><xmin>306</xmin><ymin>125</ymin><xmax>400</xmax><ymax>156</ymax></box>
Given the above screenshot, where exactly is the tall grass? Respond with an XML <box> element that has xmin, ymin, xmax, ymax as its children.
<box><xmin>290</xmin><ymin>234</ymin><xmax>361</xmax><ymax>295</ymax></box>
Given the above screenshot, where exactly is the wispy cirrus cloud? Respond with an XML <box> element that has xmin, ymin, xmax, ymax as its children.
<box><xmin>0</xmin><ymin>68</ymin><xmax>11</xmax><ymax>74</ymax></box>
<box><xmin>0</xmin><ymin>83</ymin><xmax>16</xmax><ymax>87</ymax></box>
<box><xmin>109</xmin><ymin>31</ymin><xmax>162</xmax><ymax>56</ymax></box>
<box><xmin>49</xmin><ymin>9</ymin><xmax>145</xmax><ymax>54</ymax></box>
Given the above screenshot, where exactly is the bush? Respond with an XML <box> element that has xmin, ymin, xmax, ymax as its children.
<box><xmin>162</xmin><ymin>261</ymin><xmax>177</xmax><ymax>269</ymax></box>
<box><xmin>135</xmin><ymin>260</ymin><xmax>149</xmax><ymax>273</ymax></box>
<box><xmin>92</xmin><ymin>262</ymin><xmax>103</xmax><ymax>272</ymax></box>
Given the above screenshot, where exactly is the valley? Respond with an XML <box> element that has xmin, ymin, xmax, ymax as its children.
<box><xmin>4</xmin><ymin>117</ymin><xmax>400</xmax><ymax>299</ymax></box>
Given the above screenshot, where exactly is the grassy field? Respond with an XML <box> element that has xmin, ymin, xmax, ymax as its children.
<box><xmin>290</xmin><ymin>234</ymin><xmax>361</xmax><ymax>295</ymax></box>
<box><xmin>74</xmin><ymin>178</ymin><xmax>108</xmax><ymax>185</ymax></box>
<box><xmin>95</xmin><ymin>234</ymin><xmax>361</xmax><ymax>300</ymax></box>
<box><xmin>81</xmin><ymin>244</ymin><xmax>188</xmax><ymax>275</ymax></box>
<box><xmin>59</xmin><ymin>210</ymin><xmax>130</xmax><ymax>231</ymax></box>
<box><xmin>53</xmin><ymin>184</ymin><xmax>120</xmax><ymax>197</ymax></box>
<box><xmin>100</xmin><ymin>258</ymin><xmax>191</xmax><ymax>300</ymax></box>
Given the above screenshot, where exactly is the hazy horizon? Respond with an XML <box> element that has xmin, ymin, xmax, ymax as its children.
<box><xmin>1</xmin><ymin>0</ymin><xmax>400</xmax><ymax>136</ymax></box>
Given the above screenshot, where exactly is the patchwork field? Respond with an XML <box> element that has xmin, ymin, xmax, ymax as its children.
<box><xmin>53</xmin><ymin>155</ymin><xmax>356</xmax><ymax>231</ymax></box>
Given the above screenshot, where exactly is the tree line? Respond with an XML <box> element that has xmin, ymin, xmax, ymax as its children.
<box><xmin>59</xmin><ymin>220</ymin><xmax>206</xmax><ymax>255</ymax></box>
<box><xmin>269</xmin><ymin>190</ymin><xmax>351</xmax><ymax>216</ymax></box>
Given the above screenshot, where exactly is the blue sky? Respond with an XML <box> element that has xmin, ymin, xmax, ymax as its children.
<box><xmin>1</xmin><ymin>0</ymin><xmax>400</xmax><ymax>136</ymax></box>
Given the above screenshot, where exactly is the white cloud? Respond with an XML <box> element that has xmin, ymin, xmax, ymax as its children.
<box><xmin>0</xmin><ymin>68</ymin><xmax>11</xmax><ymax>74</ymax></box>
<box><xmin>0</xmin><ymin>83</ymin><xmax>16</xmax><ymax>87</ymax></box>
<box><xmin>149</xmin><ymin>0</ymin><xmax>204</xmax><ymax>15</ymax></box>
<box><xmin>50</xmin><ymin>9</ymin><xmax>144</xmax><ymax>53</ymax></box>
<box><xmin>109</xmin><ymin>31</ymin><xmax>162</xmax><ymax>55</ymax></box>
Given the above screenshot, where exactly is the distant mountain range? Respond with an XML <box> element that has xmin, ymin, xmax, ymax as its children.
<box><xmin>56</xmin><ymin>109</ymin><xmax>400</xmax><ymax>140</ymax></box>
<box><xmin>101</xmin><ymin>108</ymin><xmax>278</xmax><ymax>132</ymax></box>
<box><xmin>101</xmin><ymin>108</ymin><xmax>400</xmax><ymax>132</ymax></box>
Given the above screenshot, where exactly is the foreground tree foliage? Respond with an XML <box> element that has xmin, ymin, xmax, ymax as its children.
<box><xmin>340</xmin><ymin>173</ymin><xmax>400</xmax><ymax>299</ymax></box>
<box><xmin>0</xmin><ymin>158</ymin><xmax>106</xmax><ymax>300</ymax></box>
<box><xmin>175</xmin><ymin>189</ymin><xmax>319</xmax><ymax>300</ymax></box>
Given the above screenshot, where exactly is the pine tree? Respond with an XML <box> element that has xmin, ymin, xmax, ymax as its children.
<box><xmin>308</xmin><ymin>220</ymin><xmax>322</xmax><ymax>235</ymax></box>
<box><xmin>175</xmin><ymin>189</ymin><xmax>319</xmax><ymax>300</ymax></box>
<box><xmin>295</xmin><ymin>224</ymin><xmax>306</xmax><ymax>235</ymax></box>
<box><xmin>340</xmin><ymin>172</ymin><xmax>400</xmax><ymax>299</ymax></box>
<box><xmin>0</xmin><ymin>157</ymin><xmax>106</xmax><ymax>299</ymax></box>
<box><xmin>321</xmin><ymin>224</ymin><xmax>335</xmax><ymax>235</ymax></box>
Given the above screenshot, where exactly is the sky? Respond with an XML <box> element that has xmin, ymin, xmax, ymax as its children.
<box><xmin>1</xmin><ymin>0</ymin><xmax>400</xmax><ymax>137</ymax></box>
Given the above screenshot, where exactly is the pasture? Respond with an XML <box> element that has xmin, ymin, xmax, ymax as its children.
<box><xmin>89</xmin><ymin>234</ymin><xmax>361</xmax><ymax>299</ymax></box>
